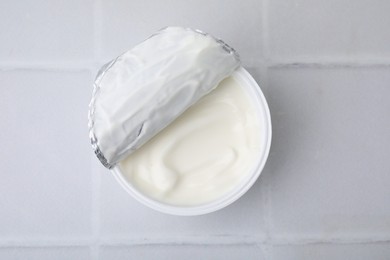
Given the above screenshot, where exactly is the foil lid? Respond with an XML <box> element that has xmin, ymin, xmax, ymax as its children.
<box><xmin>88</xmin><ymin>27</ymin><xmax>240</xmax><ymax>169</ymax></box>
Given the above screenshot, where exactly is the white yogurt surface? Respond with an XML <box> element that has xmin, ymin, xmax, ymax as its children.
<box><xmin>119</xmin><ymin>76</ymin><xmax>261</xmax><ymax>206</ymax></box>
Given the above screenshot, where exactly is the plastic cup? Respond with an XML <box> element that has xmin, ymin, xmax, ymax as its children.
<box><xmin>111</xmin><ymin>66</ymin><xmax>272</xmax><ymax>216</ymax></box>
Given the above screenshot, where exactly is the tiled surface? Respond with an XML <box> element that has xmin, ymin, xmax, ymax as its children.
<box><xmin>266</xmin><ymin>67</ymin><xmax>390</xmax><ymax>238</ymax></box>
<box><xmin>99</xmin><ymin>245</ymin><xmax>265</xmax><ymax>260</ymax></box>
<box><xmin>1</xmin><ymin>0</ymin><xmax>390</xmax><ymax>259</ymax></box>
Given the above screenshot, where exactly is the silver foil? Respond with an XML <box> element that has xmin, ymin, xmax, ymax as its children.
<box><xmin>88</xmin><ymin>27</ymin><xmax>240</xmax><ymax>169</ymax></box>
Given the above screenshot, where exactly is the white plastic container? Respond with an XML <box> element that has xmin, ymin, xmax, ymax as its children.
<box><xmin>111</xmin><ymin>67</ymin><xmax>272</xmax><ymax>216</ymax></box>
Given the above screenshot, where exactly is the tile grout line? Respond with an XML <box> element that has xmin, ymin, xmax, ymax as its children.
<box><xmin>98</xmin><ymin>235</ymin><xmax>267</xmax><ymax>246</ymax></box>
<box><xmin>93</xmin><ymin>0</ymin><xmax>103</xmax><ymax>67</ymax></box>
<box><xmin>264</xmin><ymin>237</ymin><xmax>390</xmax><ymax>246</ymax></box>
<box><xmin>268</xmin><ymin>60</ymin><xmax>390</xmax><ymax>68</ymax></box>
<box><xmin>90</xmin><ymin>0</ymin><xmax>103</xmax><ymax>259</ymax></box>
<box><xmin>0</xmin><ymin>61</ymin><xmax>93</xmax><ymax>72</ymax></box>
<box><xmin>1</xmin><ymin>59</ymin><xmax>390</xmax><ymax>71</ymax></box>
<box><xmin>0</xmin><ymin>236</ymin><xmax>389</xmax><ymax>247</ymax></box>
<box><xmin>90</xmin><ymin>156</ymin><xmax>101</xmax><ymax>259</ymax></box>
<box><xmin>260</xmin><ymin>0</ymin><xmax>270</xmax><ymax>244</ymax></box>
<box><xmin>260</xmin><ymin>0</ymin><xmax>273</xmax><ymax>259</ymax></box>
<box><xmin>261</xmin><ymin>0</ymin><xmax>271</xmax><ymax>65</ymax></box>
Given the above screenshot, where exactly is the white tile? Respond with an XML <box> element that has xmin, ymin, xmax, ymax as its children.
<box><xmin>99</xmin><ymin>245</ymin><xmax>265</xmax><ymax>260</ymax></box>
<box><xmin>0</xmin><ymin>247</ymin><xmax>90</xmax><ymax>260</ymax></box>
<box><xmin>100</xmin><ymin>0</ymin><xmax>262</xmax><ymax>66</ymax></box>
<box><xmin>266</xmin><ymin>67</ymin><xmax>390</xmax><ymax>238</ymax></box>
<box><xmin>0</xmin><ymin>71</ymin><xmax>93</xmax><ymax>238</ymax></box>
<box><xmin>0</xmin><ymin>0</ymin><xmax>93</xmax><ymax>61</ymax></box>
<box><xmin>98</xmin><ymin>165</ymin><xmax>266</xmax><ymax>237</ymax></box>
<box><xmin>271</xmin><ymin>243</ymin><xmax>390</xmax><ymax>260</ymax></box>
<box><xmin>269</xmin><ymin>0</ymin><xmax>390</xmax><ymax>59</ymax></box>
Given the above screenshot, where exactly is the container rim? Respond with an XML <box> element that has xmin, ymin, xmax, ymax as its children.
<box><xmin>111</xmin><ymin>66</ymin><xmax>272</xmax><ymax>216</ymax></box>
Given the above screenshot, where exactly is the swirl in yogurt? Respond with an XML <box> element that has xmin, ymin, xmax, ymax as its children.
<box><xmin>119</xmin><ymin>76</ymin><xmax>261</xmax><ymax>206</ymax></box>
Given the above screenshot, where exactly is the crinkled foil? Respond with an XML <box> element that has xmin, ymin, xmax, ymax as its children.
<box><xmin>88</xmin><ymin>59</ymin><xmax>117</xmax><ymax>169</ymax></box>
<box><xmin>88</xmin><ymin>27</ymin><xmax>240</xmax><ymax>169</ymax></box>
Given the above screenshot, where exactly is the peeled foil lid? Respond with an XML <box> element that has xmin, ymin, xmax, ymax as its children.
<box><xmin>88</xmin><ymin>27</ymin><xmax>240</xmax><ymax>169</ymax></box>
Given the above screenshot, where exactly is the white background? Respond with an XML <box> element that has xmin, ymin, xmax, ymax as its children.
<box><xmin>1</xmin><ymin>0</ymin><xmax>390</xmax><ymax>259</ymax></box>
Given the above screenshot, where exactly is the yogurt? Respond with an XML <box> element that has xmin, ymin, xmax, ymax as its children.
<box><xmin>89</xmin><ymin>27</ymin><xmax>272</xmax><ymax>214</ymax></box>
<box><xmin>119</xmin><ymin>75</ymin><xmax>261</xmax><ymax>206</ymax></box>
